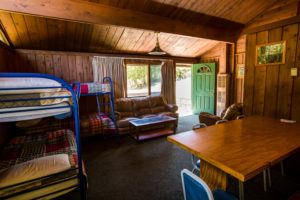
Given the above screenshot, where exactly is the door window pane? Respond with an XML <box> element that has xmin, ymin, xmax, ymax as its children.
<box><xmin>127</xmin><ymin>65</ymin><xmax>148</xmax><ymax>97</ymax></box>
<box><xmin>150</xmin><ymin>65</ymin><xmax>162</xmax><ymax>96</ymax></box>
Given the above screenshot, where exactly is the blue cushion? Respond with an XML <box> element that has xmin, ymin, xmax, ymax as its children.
<box><xmin>183</xmin><ymin>173</ymin><xmax>210</xmax><ymax>200</ymax></box>
<box><xmin>196</xmin><ymin>160</ymin><xmax>200</xmax><ymax>168</ymax></box>
<box><xmin>212</xmin><ymin>190</ymin><xmax>238</xmax><ymax>200</ymax></box>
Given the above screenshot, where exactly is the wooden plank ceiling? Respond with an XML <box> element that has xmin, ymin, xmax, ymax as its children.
<box><xmin>0</xmin><ymin>11</ymin><xmax>220</xmax><ymax>57</ymax></box>
<box><xmin>82</xmin><ymin>0</ymin><xmax>279</xmax><ymax>24</ymax></box>
<box><xmin>0</xmin><ymin>0</ymin><xmax>286</xmax><ymax>57</ymax></box>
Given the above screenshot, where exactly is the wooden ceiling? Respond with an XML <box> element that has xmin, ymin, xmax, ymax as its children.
<box><xmin>0</xmin><ymin>0</ymin><xmax>294</xmax><ymax>58</ymax></box>
<box><xmin>81</xmin><ymin>0</ymin><xmax>279</xmax><ymax>24</ymax></box>
<box><xmin>0</xmin><ymin>11</ymin><xmax>222</xmax><ymax>57</ymax></box>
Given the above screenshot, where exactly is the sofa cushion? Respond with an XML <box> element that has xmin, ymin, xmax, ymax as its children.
<box><xmin>115</xmin><ymin>98</ymin><xmax>134</xmax><ymax>118</ymax></box>
<box><xmin>132</xmin><ymin>97</ymin><xmax>152</xmax><ymax>116</ymax></box>
<box><xmin>223</xmin><ymin>103</ymin><xmax>243</xmax><ymax>121</ymax></box>
<box><xmin>117</xmin><ymin>117</ymin><xmax>139</xmax><ymax>128</ymax></box>
<box><xmin>149</xmin><ymin>96</ymin><xmax>165</xmax><ymax>107</ymax></box>
<box><xmin>151</xmin><ymin>106</ymin><xmax>166</xmax><ymax>114</ymax></box>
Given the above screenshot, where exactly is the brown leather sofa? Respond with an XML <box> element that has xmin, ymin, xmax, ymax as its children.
<box><xmin>199</xmin><ymin>103</ymin><xmax>243</xmax><ymax>126</ymax></box>
<box><xmin>114</xmin><ymin>96</ymin><xmax>178</xmax><ymax>135</ymax></box>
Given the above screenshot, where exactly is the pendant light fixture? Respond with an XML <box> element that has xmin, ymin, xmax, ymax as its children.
<box><xmin>148</xmin><ymin>31</ymin><xmax>167</xmax><ymax>55</ymax></box>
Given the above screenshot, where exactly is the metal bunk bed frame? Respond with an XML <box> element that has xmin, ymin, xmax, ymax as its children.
<box><xmin>80</xmin><ymin>77</ymin><xmax>119</xmax><ymax>139</ymax></box>
<box><xmin>0</xmin><ymin>73</ymin><xmax>86</xmax><ymax>200</ymax></box>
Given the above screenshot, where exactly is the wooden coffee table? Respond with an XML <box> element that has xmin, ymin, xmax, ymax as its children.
<box><xmin>129</xmin><ymin>116</ymin><xmax>177</xmax><ymax>142</ymax></box>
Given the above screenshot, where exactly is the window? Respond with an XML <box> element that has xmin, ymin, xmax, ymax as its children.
<box><xmin>126</xmin><ymin>64</ymin><xmax>162</xmax><ymax>97</ymax></box>
<box><xmin>150</xmin><ymin>65</ymin><xmax>162</xmax><ymax>96</ymax></box>
<box><xmin>0</xmin><ymin>29</ymin><xmax>9</xmax><ymax>46</ymax></box>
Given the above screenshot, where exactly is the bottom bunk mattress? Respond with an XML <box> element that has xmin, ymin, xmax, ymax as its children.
<box><xmin>0</xmin><ymin>102</ymin><xmax>72</xmax><ymax>123</ymax></box>
<box><xmin>0</xmin><ymin>129</ymin><xmax>86</xmax><ymax>200</ymax></box>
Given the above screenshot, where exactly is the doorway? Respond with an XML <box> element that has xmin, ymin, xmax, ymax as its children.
<box><xmin>192</xmin><ymin>63</ymin><xmax>216</xmax><ymax>114</ymax></box>
<box><xmin>176</xmin><ymin>65</ymin><xmax>192</xmax><ymax>116</ymax></box>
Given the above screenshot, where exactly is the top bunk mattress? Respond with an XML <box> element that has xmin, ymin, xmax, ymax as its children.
<box><xmin>0</xmin><ymin>77</ymin><xmax>74</xmax><ymax>122</ymax></box>
<box><xmin>0</xmin><ymin>77</ymin><xmax>62</xmax><ymax>94</ymax></box>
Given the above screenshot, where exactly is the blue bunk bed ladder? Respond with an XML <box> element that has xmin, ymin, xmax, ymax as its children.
<box><xmin>80</xmin><ymin>77</ymin><xmax>119</xmax><ymax>139</ymax></box>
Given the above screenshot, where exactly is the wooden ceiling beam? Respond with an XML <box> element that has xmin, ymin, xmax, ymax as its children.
<box><xmin>15</xmin><ymin>49</ymin><xmax>199</xmax><ymax>63</ymax></box>
<box><xmin>0</xmin><ymin>0</ymin><xmax>244</xmax><ymax>43</ymax></box>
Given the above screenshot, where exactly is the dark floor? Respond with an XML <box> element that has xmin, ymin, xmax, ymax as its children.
<box><xmin>60</xmin><ymin>115</ymin><xmax>300</xmax><ymax>200</ymax></box>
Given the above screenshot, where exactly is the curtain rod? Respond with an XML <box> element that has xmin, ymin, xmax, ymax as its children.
<box><xmin>94</xmin><ymin>55</ymin><xmax>168</xmax><ymax>61</ymax></box>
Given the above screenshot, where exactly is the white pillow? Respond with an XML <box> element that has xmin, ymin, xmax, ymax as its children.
<box><xmin>0</xmin><ymin>154</ymin><xmax>71</xmax><ymax>188</ymax></box>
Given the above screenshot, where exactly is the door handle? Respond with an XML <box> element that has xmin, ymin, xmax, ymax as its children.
<box><xmin>211</xmin><ymin>93</ymin><xmax>214</xmax><ymax>96</ymax></box>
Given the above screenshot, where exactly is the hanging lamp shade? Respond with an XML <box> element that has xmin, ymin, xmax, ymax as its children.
<box><xmin>148</xmin><ymin>32</ymin><xmax>167</xmax><ymax>55</ymax></box>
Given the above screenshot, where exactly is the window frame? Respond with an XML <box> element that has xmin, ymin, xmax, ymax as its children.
<box><xmin>125</xmin><ymin>61</ymin><xmax>162</xmax><ymax>98</ymax></box>
<box><xmin>0</xmin><ymin>27</ymin><xmax>10</xmax><ymax>47</ymax></box>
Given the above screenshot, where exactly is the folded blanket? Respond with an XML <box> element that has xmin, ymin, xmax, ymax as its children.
<box><xmin>74</xmin><ymin>82</ymin><xmax>111</xmax><ymax>94</ymax></box>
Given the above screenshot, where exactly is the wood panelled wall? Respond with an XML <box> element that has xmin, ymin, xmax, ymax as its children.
<box><xmin>0</xmin><ymin>44</ymin><xmax>14</xmax><ymax>147</ymax></box>
<box><xmin>0</xmin><ymin>44</ymin><xmax>14</xmax><ymax>72</ymax></box>
<box><xmin>234</xmin><ymin>35</ymin><xmax>246</xmax><ymax>103</ymax></box>
<box><xmin>244</xmin><ymin>23</ymin><xmax>300</xmax><ymax>121</ymax></box>
<box><xmin>11</xmin><ymin>50</ymin><xmax>96</xmax><ymax>114</ymax></box>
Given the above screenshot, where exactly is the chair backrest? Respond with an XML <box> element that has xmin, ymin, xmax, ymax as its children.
<box><xmin>181</xmin><ymin>169</ymin><xmax>214</xmax><ymax>200</ymax></box>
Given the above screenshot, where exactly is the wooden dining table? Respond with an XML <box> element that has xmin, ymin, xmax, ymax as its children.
<box><xmin>168</xmin><ymin>116</ymin><xmax>300</xmax><ymax>200</ymax></box>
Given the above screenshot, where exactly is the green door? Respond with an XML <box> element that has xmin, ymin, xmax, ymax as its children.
<box><xmin>192</xmin><ymin>63</ymin><xmax>215</xmax><ymax>114</ymax></box>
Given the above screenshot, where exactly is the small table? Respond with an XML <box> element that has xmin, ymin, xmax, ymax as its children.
<box><xmin>129</xmin><ymin>116</ymin><xmax>177</xmax><ymax>142</ymax></box>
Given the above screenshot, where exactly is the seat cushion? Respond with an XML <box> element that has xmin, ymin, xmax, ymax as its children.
<box><xmin>117</xmin><ymin>117</ymin><xmax>139</xmax><ymax>128</ymax></box>
<box><xmin>212</xmin><ymin>190</ymin><xmax>238</xmax><ymax>200</ymax></box>
<box><xmin>140</xmin><ymin>114</ymin><xmax>157</xmax><ymax>119</ymax></box>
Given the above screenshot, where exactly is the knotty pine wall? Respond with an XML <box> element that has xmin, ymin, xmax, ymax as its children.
<box><xmin>0</xmin><ymin>43</ymin><xmax>14</xmax><ymax>72</ymax></box>
<box><xmin>244</xmin><ymin>23</ymin><xmax>300</xmax><ymax>121</ymax></box>
<box><xmin>0</xmin><ymin>44</ymin><xmax>14</xmax><ymax>147</ymax></box>
<box><xmin>12</xmin><ymin>50</ymin><xmax>96</xmax><ymax>114</ymax></box>
<box><xmin>234</xmin><ymin>35</ymin><xmax>246</xmax><ymax>104</ymax></box>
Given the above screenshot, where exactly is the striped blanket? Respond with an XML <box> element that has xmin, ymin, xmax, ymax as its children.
<box><xmin>74</xmin><ymin>82</ymin><xmax>111</xmax><ymax>94</ymax></box>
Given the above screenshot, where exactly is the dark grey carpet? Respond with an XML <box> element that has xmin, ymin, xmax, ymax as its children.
<box><xmin>177</xmin><ymin>115</ymin><xmax>198</xmax><ymax>133</ymax></box>
<box><xmin>59</xmin><ymin>115</ymin><xmax>300</xmax><ymax>200</ymax></box>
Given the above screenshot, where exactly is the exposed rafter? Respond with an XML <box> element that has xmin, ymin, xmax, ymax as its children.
<box><xmin>0</xmin><ymin>0</ymin><xmax>244</xmax><ymax>43</ymax></box>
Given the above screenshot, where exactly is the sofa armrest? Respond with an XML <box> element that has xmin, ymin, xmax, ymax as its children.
<box><xmin>165</xmin><ymin>104</ymin><xmax>178</xmax><ymax>112</ymax></box>
<box><xmin>114</xmin><ymin>111</ymin><xmax>122</xmax><ymax>121</ymax></box>
<box><xmin>199</xmin><ymin>112</ymin><xmax>222</xmax><ymax>126</ymax></box>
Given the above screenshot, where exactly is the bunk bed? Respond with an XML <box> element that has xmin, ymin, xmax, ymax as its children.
<box><xmin>0</xmin><ymin>73</ymin><xmax>86</xmax><ymax>200</ymax></box>
<box><xmin>75</xmin><ymin>77</ymin><xmax>118</xmax><ymax>138</ymax></box>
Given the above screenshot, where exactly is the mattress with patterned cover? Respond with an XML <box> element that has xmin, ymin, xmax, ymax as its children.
<box><xmin>0</xmin><ymin>129</ymin><xmax>85</xmax><ymax>199</ymax></box>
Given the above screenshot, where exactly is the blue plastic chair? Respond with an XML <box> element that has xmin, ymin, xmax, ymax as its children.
<box><xmin>181</xmin><ymin>169</ymin><xmax>238</xmax><ymax>200</ymax></box>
